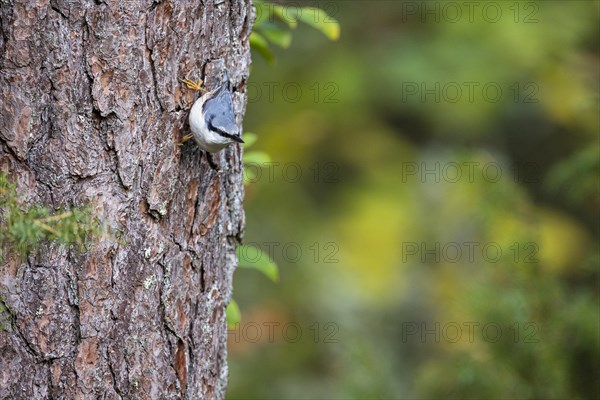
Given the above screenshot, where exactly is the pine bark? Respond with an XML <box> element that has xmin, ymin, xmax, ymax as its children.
<box><xmin>0</xmin><ymin>0</ymin><xmax>252</xmax><ymax>398</ymax></box>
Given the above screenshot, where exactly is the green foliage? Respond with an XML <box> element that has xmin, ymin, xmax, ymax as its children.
<box><xmin>242</xmin><ymin>132</ymin><xmax>272</xmax><ymax>185</ymax></box>
<box><xmin>241</xmin><ymin>132</ymin><xmax>258</xmax><ymax>148</ymax></box>
<box><xmin>226</xmin><ymin>298</ymin><xmax>242</xmax><ymax>327</ymax></box>
<box><xmin>227</xmin><ymin>133</ymin><xmax>280</xmax><ymax>327</ymax></box>
<box><xmin>240</xmin><ymin>134</ymin><xmax>275</xmax><ymax>268</ymax></box>
<box><xmin>251</xmin><ymin>0</ymin><xmax>340</xmax><ymax>63</ymax></box>
<box><xmin>227</xmin><ymin>244</ymin><xmax>279</xmax><ymax>328</ymax></box>
<box><xmin>229</xmin><ymin>1</ymin><xmax>599</xmax><ymax>399</ymax></box>
<box><xmin>546</xmin><ymin>145</ymin><xmax>600</xmax><ymax>206</ymax></box>
<box><xmin>0</xmin><ymin>296</ymin><xmax>12</xmax><ymax>332</ymax></box>
<box><xmin>0</xmin><ymin>172</ymin><xmax>101</xmax><ymax>262</ymax></box>
<box><xmin>237</xmin><ymin>244</ymin><xmax>279</xmax><ymax>283</ymax></box>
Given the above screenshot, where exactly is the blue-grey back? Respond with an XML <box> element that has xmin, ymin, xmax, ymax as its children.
<box><xmin>203</xmin><ymin>84</ymin><xmax>237</xmax><ymax>136</ymax></box>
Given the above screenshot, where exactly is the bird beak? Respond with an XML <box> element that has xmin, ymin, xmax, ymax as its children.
<box><xmin>233</xmin><ymin>135</ymin><xmax>244</xmax><ymax>144</ymax></box>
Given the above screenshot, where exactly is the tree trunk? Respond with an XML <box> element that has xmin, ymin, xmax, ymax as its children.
<box><xmin>0</xmin><ymin>0</ymin><xmax>251</xmax><ymax>398</ymax></box>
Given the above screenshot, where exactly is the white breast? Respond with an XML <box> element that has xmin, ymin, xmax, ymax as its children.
<box><xmin>189</xmin><ymin>94</ymin><xmax>231</xmax><ymax>153</ymax></box>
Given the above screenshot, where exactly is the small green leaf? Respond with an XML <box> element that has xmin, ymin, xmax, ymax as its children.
<box><xmin>250</xmin><ymin>32</ymin><xmax>274</xmax><ymax>63</ymax></box>
<box><xmin>242</xmin><ymin>132</ymin><xmax>258</xmax><ymax>148</ymax></box>
<box><xmin>244</xmin><ymin>151</ymin><xmax>272</xmax><ymax>165</ymax></box>
<box><xmin>253</xmin><ymin>0</ymin><xmax>267</xmax><ymax>28</ymax></box>
<box><xmin>296</xmin><ymin>7</ymin><xmax>340</xmax><ymax>41</ymax></box>
<box><xmin>237</xmin><ymin>244</ymin><xmax>279</xmax><ymax>282</ymax></box>
<box><xmin>272</xmin><ymin>5</ymin><xmax>298</xmax><ymax>29</ymax></box>
<box><xmin>260</xmin><ymin>24</ymin><xmax>293</xmax><ymax>48</ymax></box>
<box><xmin>226</xmin><ymin>298</ymin><xmax>241</xmax><ymax>328</ymax></box>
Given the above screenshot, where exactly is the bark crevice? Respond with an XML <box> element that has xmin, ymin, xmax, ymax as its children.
<box><xmin>0</xmin><ymin>1</ymin><xmax>250</xmax><ymax>398</ymax></box>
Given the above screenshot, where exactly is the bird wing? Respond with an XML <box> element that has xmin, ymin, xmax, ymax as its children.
<box><xmin>203</xmin><ymin>84</ymin><xmax>238</xmax><ymax>137</ymax></box>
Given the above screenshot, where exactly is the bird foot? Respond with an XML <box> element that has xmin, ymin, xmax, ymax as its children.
<box><xmin>179</xmin><ymin>133</ymin><xmax>194</xmax><ymax>146</ymax></box>
<box><xmin>180</xmin><ymin>78</ymin><xmax>206</xmax><ymax>92</ymax></box>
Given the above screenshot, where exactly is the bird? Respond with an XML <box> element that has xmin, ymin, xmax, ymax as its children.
<box><xmin>181</xmin><ymin>73</ymin><xmax>244</xmax><ymax>153</ymax></box>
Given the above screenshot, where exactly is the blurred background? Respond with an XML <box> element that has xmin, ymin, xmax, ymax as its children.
<box><xmin>228</xmin><ymin>1</ymin><xmax>599</xmax><ymax>398</ymax></box>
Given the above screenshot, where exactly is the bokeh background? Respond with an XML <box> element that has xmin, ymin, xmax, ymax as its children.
<box><xmin>227</xmin><ymin>1</ymin><xmax>599</xmax><ymax>398</ymax></box>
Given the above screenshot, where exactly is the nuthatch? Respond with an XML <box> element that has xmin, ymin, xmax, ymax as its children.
<box><xmin>181</xmin><ymin>73</ymin><xmax>244</xmax><ymax>153</ymax></box>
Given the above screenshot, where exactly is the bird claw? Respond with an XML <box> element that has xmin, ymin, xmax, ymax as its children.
<box><xmin>180</xmin><ymin>78</ymin><xmax>206</xmax><ymax>92</ymax></box>
<box><xmin>179</xmin><ymin>133</ymin><xmax>194</xmax><ymax>146</ymax></box>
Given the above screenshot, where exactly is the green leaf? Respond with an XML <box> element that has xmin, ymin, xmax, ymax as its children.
<box><xmin>226</xmin><ymin>298</ymin><xmax>241</xmax><ymax>328</ymax></box>
<box><xmin>242</xmin><ymin>132</ymin><xmax>258</xmax><ymax>148</ymax></box>
<box><xmin>296</xmin><ymin>7</ymin><xmax>340</xmax><ymax>41</ymax></box>
<box><xmin>272</xmin><ymin>5</ymin><xmax>298</xmax><ymax>29</ymax></box>
<box><xmin>244</xmin><ymin>151</ymin><xmax>271</xmax><ymax>165</ymax></box>
<box><xmin>545</xmin><ymin>145</ymin><xmax>600</xmax><ymax>205</ymax></box>
<box><xmin>259</xmin><ymin>24</ymin><xmax>293</xmax><ymax>49</ymax></box>
<box><xmin>253</xmin><ymin>0</ymin><xmax>267</xmax><ymax>28</ymax></box>
<box><xmin>237</xmin><ymin>244</ymin><xmax>279</xmax><ymax>282</ymax></box>
<box><xmin>250</xmin><ymin>32</ymin><xmax>274</xmax><ymax>63</ymax></box>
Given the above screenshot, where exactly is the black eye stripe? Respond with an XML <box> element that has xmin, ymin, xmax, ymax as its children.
<box><xmin>208</xmin><ymin>120</ymin><xmax>235</xmax><ymax>139</ymax></box>
<box><xmin>207</xmin><ymin>121</ymin><xmax>243</xmax><ymax>143</ymax></box>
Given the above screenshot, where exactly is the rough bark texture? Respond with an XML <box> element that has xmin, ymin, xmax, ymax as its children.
<box><xmin>0</xmin><ymin>0</ymin><xmax>252</xmax><ymax>398</ymax></box>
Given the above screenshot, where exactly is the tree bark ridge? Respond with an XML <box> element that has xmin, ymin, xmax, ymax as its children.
<box><xmin>0</xmin><ymin>0</ymin><xmax>252</xmax><ymax>398</ymax></box>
